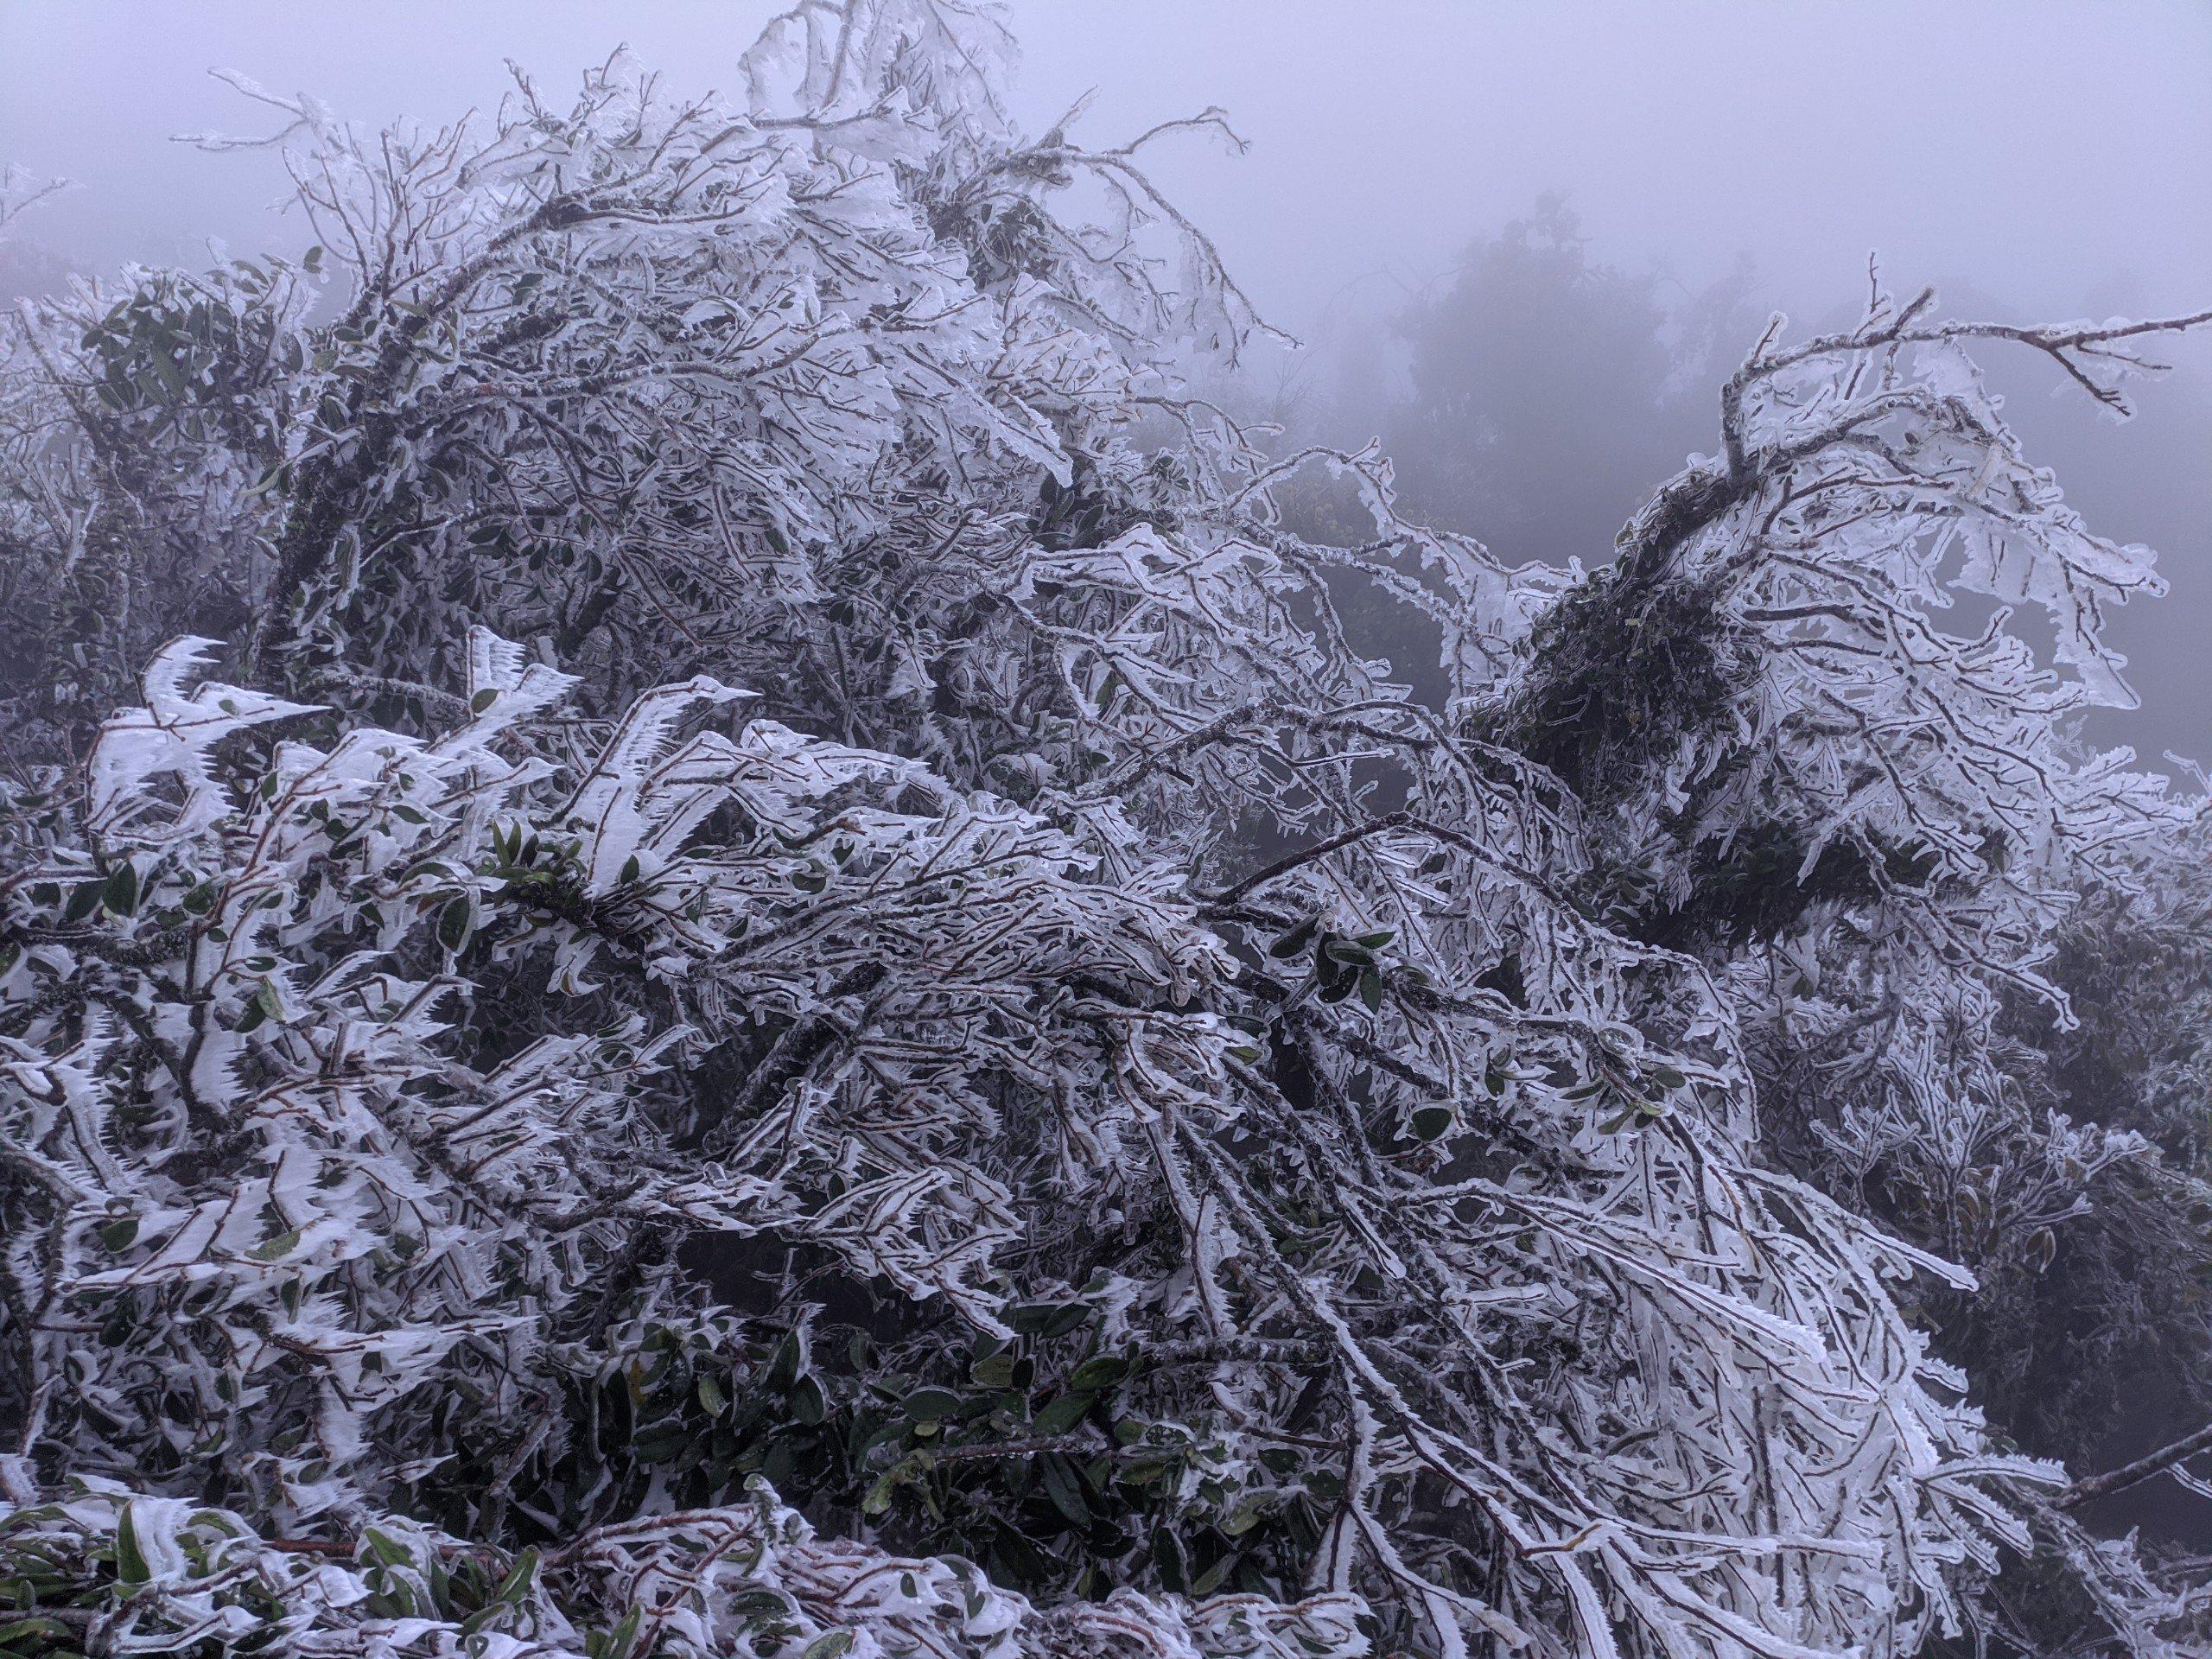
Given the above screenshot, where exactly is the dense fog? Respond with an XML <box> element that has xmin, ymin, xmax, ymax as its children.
<box><xmin>4</xmin><ymin>8</ymin><xmax>2212</xmax><ymax>1656</ymax></box>
<box><xmin>7</xmin><ymin>3</ymin><xmax>2208</xmax><ymax>753</ymax></box>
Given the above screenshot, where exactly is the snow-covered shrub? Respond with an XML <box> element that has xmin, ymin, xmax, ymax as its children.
<box><xmin>0</xmin><ymin>628</ymin><xmax>1363</xmax><ymax>1657</ymax></box>
<box><xmin>7</xmin><ymin>3</ymin><xmax>2212</xmax><ymax>1656</ymax></box>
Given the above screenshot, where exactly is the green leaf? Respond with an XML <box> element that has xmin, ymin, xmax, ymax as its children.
<box><xmin>1152</xmin><ymin>1523</ymin><xmax>1188</xmax><ymax>1593</ymax></box>
<box><xmin>1221</xmin><ymin>1497</ymin><xmax>1269</xmax><ymax>1536</ymax></box>
<box><xmin>248</xmin><ymin>1228</ymin><xmax>302</xmax><ymax>1262</ymax></box>
<box><xmin>861</xmin><ymin>1468</ymin><xmax>900</xmax><ymax>1516</ymax></box>
<box><xmin>1411</xmin><ymin>1106</ymin><xmax>1454</xmax><ymax>1142</ymax></box>
<box><xmin>469</xmin><ymin>688</ymin><xmax>499</xmax><ymax>714</ymax></box>
<box><xmin>437</xmin><ymin>897</ymin><xmax>473</xmax><ymax>953</ymax></box>
<box><xmin>102</xmin><ymin>863</ymin><xmax>139</xmax><ymax>918</ymax></box>
<box><xmin>98</xmin><ymin>1215</ymin><xmax>140</xmax><ymax>1252</ymax></box>
<box><xmin>115</xmin><ymin>1506</ymin><xmax>152</xmax><ymax>1585</ymax></box>
<box><xmin>1032</xmin><ymin>1393</ymin><xmax>1092</xmax><ymax>1436</ymax></box>
<box><xmin>457</xmin><ymin>1605</ymin><xmax>510</xmax><ymax>1639</ymax></box>
<box><xmin>0</xmin><ymin>1618</ymin><xmax>71</xmax><ymax>1647</ymax></box>
<box><xmin>1039</xmin><ymin>1451</ymin><xmax>1090</xmax><ymax>1528</ymax></box>
<box><xmin>696</xmin><ymin>1374</ymin><xmax>728</xmax><ymax>1416</ymax></box>
<box><xmin>363</xmin><ymin>1528</ymin><xmax>412</xmax><ymax>1569</ymax></box>
<box><xmin>1268</xmin><ymin>919</ymin><xmax>1319</xmax><ymax>959</ymax></box>
<box><xmin>970</xmin><ymin>1353</ymin><xmax>1018</xmax><ymax>1389</ymax></box>
<box><xmin>63</xmin><ymin>880</ymin><xmax>104</xmax><ymax>925</ymax></box>
<box><xmin>1007</xmin><ymin>1302</ymin><xmax>1090</xmax><ymax>1338</ymax></box>
<box><xmin>495</xmin><ymin>1548</ymin><xmax>540</xmax><ymax>1606</ymax></box>
<box><xmin>1068</xmin><ymin>1354</ymin><xmax>1132</xmax><ymax>1390</ymax></box>
<box><xmin>790</xmin><ymin>1374</ymin><xmax>827</xmax><ymax>1427</ymax></box>
<box><xmin>766</xmin><ymin>1333</ymin><xmax>800</xmax><ymax>1389</ymax></box>
<box><xmin>801</xmin><ymin>1633</ymin><xmax>855</xmax><ymax>1659</ymax></box>
<box><xmin>902</xmin><ymin>1388</ymin><xmax>962</xmax><ymax>1426</ymax></box>
<box><xmin>603</xmin><ymin>1608</ymin><xmax>643</xmax><ymax>1659</ymax></box>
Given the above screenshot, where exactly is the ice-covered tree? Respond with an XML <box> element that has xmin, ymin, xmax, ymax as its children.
<box><xmin>5</xmin><ymin>3</ymin><xmax>2212</xmax><ymax>1656</ymax></box>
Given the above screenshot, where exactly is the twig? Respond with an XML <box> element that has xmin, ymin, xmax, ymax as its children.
<box><xmin>2058</xmin><ymin>1421</ymin><xmax>2212</xmax><ymax>1510</ymax></box>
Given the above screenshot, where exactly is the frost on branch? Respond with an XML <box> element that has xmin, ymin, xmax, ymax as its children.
<box><xmin>0</xmin><ymin>613</ymin><xmax>2159</xmax><ymax>1650</ymax></box>
<box><xmin>0</xmin><ymin>631</ymin><xmax>1355</xmax><ymax>1657</ymax></box>
<box><xmin>1</xmin><ymin>1481</ymin><xmax>1365</xmax><ymax>1659</ymax></box>
<box><xmin>5</xmin><ymin>2</ymin><xmax>2212</xmax><ymax>1656</ymax></box>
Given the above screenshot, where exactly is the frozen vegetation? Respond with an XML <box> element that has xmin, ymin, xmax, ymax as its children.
<box><xmin>3</xmin><ymin>4</ymin><xmax>2212</xmax><ymax>1655</ymax></box>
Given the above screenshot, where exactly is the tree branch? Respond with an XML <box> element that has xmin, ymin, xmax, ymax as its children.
<box><xmin>2058</xmin><ymin>1421</ymin><xmax>2212</xmax><ymax>1510</ymax></box>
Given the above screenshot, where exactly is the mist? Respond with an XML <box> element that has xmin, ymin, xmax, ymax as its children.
<box><xmin>6</xmin><ymin>10</ymin><xmax>2212</xmax><ymax>1651</ymax></box>
<box><xmin>6</xmin><ymin>1</ymin><xmax>2206</xmax><ymax>758</ymax></box>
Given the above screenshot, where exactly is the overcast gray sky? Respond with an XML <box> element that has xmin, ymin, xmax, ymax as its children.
<box><xmin>4</xmin><ymin>1</ymin><xmax>2208</xmax><ymax>751</ymax></box>
<box><xmin>6</xmin><ymin>3</ymin><xmax>2209</xmax><ymax>322</ymax></box>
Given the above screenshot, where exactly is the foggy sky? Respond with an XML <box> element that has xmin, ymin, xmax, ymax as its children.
<box><xmin>3</xmin><ymin>1</ymin><xmax>2208</xmax><ymax>753</ymax></box>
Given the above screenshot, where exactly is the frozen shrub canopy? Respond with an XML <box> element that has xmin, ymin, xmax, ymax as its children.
<box><xmin>3</xmin><ymin>3</ymin><xmax>2211</xmax><ymax>1656</ymax></box>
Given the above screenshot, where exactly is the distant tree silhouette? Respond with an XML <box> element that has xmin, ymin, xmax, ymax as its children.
<box><xmin>1389</xmin><ymin>196</ymin><xmax>1757</xmax><ymax>568</ymax></box>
